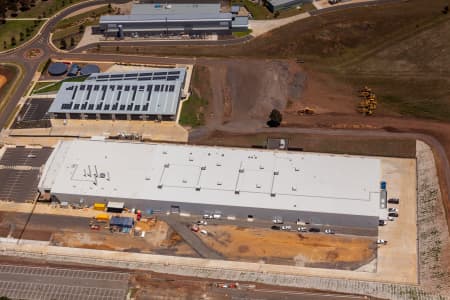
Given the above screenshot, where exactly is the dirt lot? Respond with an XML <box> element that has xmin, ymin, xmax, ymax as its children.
<box><xmin>197</xmin><ymin>225</ymin><xmax>375</xmax><ymax>269</ymax></box>
<box><xmin>193</xmin><ymin>130</ymin><xmax>416</xmax><ymax>158</ymax></box>
<box><xmin>192</xmin><ymin>59</ymin><xmax>305</xmax><ymax>128</ymax></box>
<box><xmin>0</xmin><ymin>65</ymin><xmax>18</xmax><ymax>105</ymax></box>
<box><xmin>51</xmin><ymin>220</ymin><xmax>198</xmax><ymax>257</ymax></box>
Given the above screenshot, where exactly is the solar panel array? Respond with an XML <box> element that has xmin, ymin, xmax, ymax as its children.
<box><xmin>48</xmin><ymin>69</ymin><xmax>186</xmax><ymax>116</ymax></box>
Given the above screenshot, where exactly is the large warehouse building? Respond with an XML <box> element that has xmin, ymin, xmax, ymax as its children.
<box><xmin>38</xmin><ymin>140</ymin><xmax>387</xmax><ymax>229</ymax></box>
<box><xmin>98</xmin><ymin>3</ymin><xmax>248</xmax><ymax>37</ymax></box>
<box><xmin>48</xmin><ymin>69</ymin><xmax>186</xmax><ymax>121</ymax></box>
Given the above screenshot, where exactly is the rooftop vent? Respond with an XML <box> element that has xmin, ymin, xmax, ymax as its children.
<box><xmin>274</xmin><ymin>171</ymin><xmax>279</xmax><ymax>175</ymax></box>
<box><xmin>195</xmin><ymin>185</ymin><xmax>201</xmax><ymax>191</ymax></box>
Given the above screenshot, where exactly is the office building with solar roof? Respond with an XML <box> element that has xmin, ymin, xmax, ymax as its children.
<box><xmin>48</xmin><ymin>68</ymin><xmax>187</xmax><ymax>121</ymax></box>
<box><xmin>38</xmin><ymin>139</ymin><xmax>388</xmax><ymax>233</ymax></box>
<box><xmin>98</xmin><ymin>3</ymin><xmax>248</xmax><ymax>38</ymax></box>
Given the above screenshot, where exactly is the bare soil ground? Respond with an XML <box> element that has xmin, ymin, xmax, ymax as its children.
<box><xmin>193</xmin><ymin>130</ymin><xmax>416</xmax><ymax>158</ymax></box>
<box><xmin>197</xmin><ymin>225</ymin><xmax>375</xmax><ymax>269</ymax></box>
<box><xmin>0</xmin><ymin>65</ymin><xmax>18</xmax><ymax>106</ymax></box>
<box><xmin>194</xmin><ymin>59</ymin><xmax>305</xmax><ymax>128</ymax></box>
<box><xmin>51</xmin><ymin>220</ymin><xmax>198</xmax><ymax>256</ymax></box>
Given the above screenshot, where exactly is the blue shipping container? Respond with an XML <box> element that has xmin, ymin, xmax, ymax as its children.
<box><xmin>380</xmin><ymin>181</ymin><xmax>387</xmax><ymax>190</ymax></box>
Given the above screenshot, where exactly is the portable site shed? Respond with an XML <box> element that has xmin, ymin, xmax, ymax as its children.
<box><xmin>107</xmin><ymin>201</ymin><xmax>125</xmax><ymax>213</ymax></box>
<box><xmin>110</xmin><ymin>216</ymin><xmax>134</xmax><ymax>228</ymax></box>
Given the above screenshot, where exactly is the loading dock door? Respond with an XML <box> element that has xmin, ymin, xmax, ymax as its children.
<box><xmin>170</xmin><ymin>205</ymin><xmax>180</xmax><ymax>214</ymax></box>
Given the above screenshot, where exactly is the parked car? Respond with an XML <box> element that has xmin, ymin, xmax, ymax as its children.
<box><xmin>196</xmin><ymin>220</ymin><xmax>207</xmax><ymax>225</ymax></box>
<box><xmin>203</xmin><ymin>214</ymin><xmax>213</xmax><ymax>219</ymax></box>
<box><xmin>297</xmin><ymin>226</ymin><xmax>307</xmax><ymax>232</ymax></box>
<box><xmin>200</xmin><ymin>229</ymin><xmax>208</xmax><ymax>235</ymax></box>
<box><xmin>376</xmin><ymin>239</ymin><xmax>388</xmax><ymax>245</ymax></box>
<box><xmin>309</xmin><ymin>227</ymin><xmax>320</xmax><ymax>233</ymax></box>
<box><xmin>191</xmin><ymin>224</ymin><xmax>199</xmax><ymax>232</ymax></box>
<box><xmin>281</xmin><ymin>225</ymin><xmax>292</xmax><ymax>230</ymax></box>
<box><xmin>90</xmin><ymin>224</ymin><xmax>100</xmax><ymax>230</ymax></box>
<box><xmin>272</xmin><ymin>217</ymin><xmax>283</xmax><ymax>224</ymax></box>
<box><xmin>388</xmin><ymin>212</ymin><xmax>399</xmax><ymax>218</ymax></box>
<box><xmin>324</xmin><ymin>228</ymin><xmax>335</xmax><ymax>234</ymax></box>
<box><xmin>388</xmin><ymin>207</ymin><xmax>399</xmax><ymax>213</ymax></box>
<box><xmin>271</xmin><ymin>225</ymin><xmax>281</xmax><ymax>230</ymax></box>
<box><xmin>379</xmin><ymin>220</ymin><xmax>387</xmax><ymax>226</ymax></box>
<box><xmin>388</xmin><ymin>198</ymin><xmax>400</xmax><ymax>204</ymax></box>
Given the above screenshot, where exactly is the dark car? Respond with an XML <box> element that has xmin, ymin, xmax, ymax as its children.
<box><xmin>379</xmin><ymin>220</ymin><xmax>387</xmax><ymax>226</ymax></box>
<box><xmin>388</xmin><ymin>198</ymin><xmax>400</xmax><ymax>204</ymax></box>
<box><xmin>309</xmin><ymin>227</ymin><xmax>320</xmax><ymax>232</ymax></box>
<box><xmin>271</xmin><ymin>225</ymin><xmax>281</xmax><ymax>230</ymax></box>
<box><xmin>388</xmin><ymin>212</ymin><xmax>399</xmax><ymax>218</ymax></box>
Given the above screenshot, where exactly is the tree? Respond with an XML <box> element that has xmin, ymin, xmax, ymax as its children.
<box><xmin>59</xmin><ymin>39</ymin><xmax>67</xmax><ymax>49</ymax></box>
<box><xmin>70</xmin><ymin>36</ymin><xmax>75</xmax><ymax>47</ymax></box>
<box><xmin>3</xmin><ymin>41</ymin><xmax>7</xmax><ymax>49</ymax></box>
<box><xmin>274</xmin><ymin>11</ymin><xmax>280</xmax><ymax>18</ymax></box>
<box><xmin>443</xmin><ymin>5</ymin><xmax>449</xmax><ymax>14</ymax></box>
<box><xmin>10</xmin><ymin>36</ymin><xmax>16</xmax><ymax>46</ymax></box>
<box><xmin>25</xmin><ymin>27</ymin><xmax>31</xmax><ymax>36</ymax></box>
<box><xmin>96</xmin><ymin>43</ymin><xmax>100</xmax><ymax>51</ymax></box>
<box><xmin>19</xmin><ymin>31</ymin><xmax>24</xmax><ymax>41</ymax></box>
<box><xmin>107</xmin><ymin>2</ymin><xmax>112</xmax><ymax>13</ymax></box>
<box><xmin>267</xmin><ymin>109</ymin><xmax>282</xmax><ymax>127</ymax></box>
<box><xmin>115</xmin><ymin>46</ymin><xmax>119</xmax><ymax>52</ymax></box>
<box><xmin>79</xmin><ymin>24</ymin><xmax>85</xmax><ymax>33</ymax></box>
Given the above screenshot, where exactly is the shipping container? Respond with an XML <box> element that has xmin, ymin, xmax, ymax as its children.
<box><xmin>95</xmin><ymin>213</ymin><xmax>110</xmax><ymax>221</ymax></box>
<box><xmin>94</xmin><ymin>203</ymin><xmax>106</xmax><ymax>210</ymax></box>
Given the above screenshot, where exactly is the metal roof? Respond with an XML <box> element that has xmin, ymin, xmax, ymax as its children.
<box><xmin>39</xmin><ymin>140</ymin><xmax>385</xmax><ymax>218</ymax></box>
<box><xmin>100</xmin><ymin>3</ymin><xmax>233</xmax><ymax>23</ymax></box>
<box><xmin>268</xmin><ymin>0</ymin><xmax>305</xmax><ymax>7</ymax></box>
<box><xmin>48</xmin><ymin>69</ymin><xmax>186</xmax><ymax>116</ymax></box>
<box><xmin>131</xmin><ymin>3</ymin><xmax>221</xmax><ymax>15</ymax></box>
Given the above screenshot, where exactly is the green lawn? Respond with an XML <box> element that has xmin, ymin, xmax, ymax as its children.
<box><xmin>0</xmin><ymin>20</ymin><xmax>44</xmax><ymax>50</ymax></box>
<box><xmin>232</xmin><ymin>0</ymin><xmax>273</xmax><ymax>19</ymax></box>
<box><xmin>33</xmin><ymin>76</ymin><xmax>88</xmax><ymax>94</ymax></box>
<box><xmin>232</xmin><ymin>29</ymin><xmax>253</xmax><ymax>38</ymax></box>
<box><xmin>16</xmin><ymin>0</ymin><xmax>87</xmax><ymax>18</ymax></box>
<box><xmin>179</xmin><ymin>92</ymin><xmax>208</xmax><ymax>127</ymax></box>
<box><xmin>231</xmin><ymin>0</ymin><xmax>314</xmax><ymax>20</ymax></box>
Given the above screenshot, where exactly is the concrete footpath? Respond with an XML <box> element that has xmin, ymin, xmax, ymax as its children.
<box><xmin>0</xmin><ymin>240</ymin><xmax>444</xmax><ymax>300</ymax></box>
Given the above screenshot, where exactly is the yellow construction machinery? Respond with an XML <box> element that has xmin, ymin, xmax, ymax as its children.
<box><xmin>357</xmin><ymin>87</ymin><xmax>377</xmax><ymax>116</ymax></box>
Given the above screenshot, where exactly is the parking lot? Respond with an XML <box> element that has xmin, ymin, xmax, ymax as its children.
<box><xmin>0</xmin><ymin>264</ymin><xmax>129</xmax><ymax>300</ymax></box>
<box><xmin>11</xmin><ymin>98</ymin><xmax>52</xmax><ymax>129</ymax></box>
<box><xmin>0</xmin><ymin>169</ymin><xmax>40</xmax><ymax>202</ymax></box>
<box><xmin>0</xmin><ymin>146</ymin><xmax>53</xmax><ymax>167</ymax></box>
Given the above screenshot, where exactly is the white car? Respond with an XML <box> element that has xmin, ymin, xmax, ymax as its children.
<box><xmin>272</xmin><ymin>217</ymin><xmax>283</xmax><ymax>224</ymax></box>
<box><xmin>388</xmin><ymin>208</ymin><xmax>399</xmax><ymax>213</ymax></box>
<box><xmin>281</xmin><ymin>225</ymin><xmax>292</xmax><ymax>230</ymax></box>
<box><xmin>324</xmin><ymin>229</ymin><xmax>335</xmax><ymax>234</ymax></box>
<box><xmin>200</xmin><ymin>229</ymin><xmax>208</xmax><ymax>235</ymax></box>
<box><xmin>196</xmin><ymin>220</ymin><xmax>207</xmax><ymax>225</ymax></box>
<box><xmin>376</xmin><ymin>239</ymin><xmax>388</xmax><ymax>245</ymax></box>
<box><xmin>297</xmin><ymin>226</ymin><xmax>307</xmax><ymax>232</ymax></box>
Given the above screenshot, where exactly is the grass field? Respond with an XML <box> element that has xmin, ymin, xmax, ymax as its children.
<box><xmin>0</xmin><ymin>20</ymin><xmax>44</xmax><ymax>50</ymax></box>
<box><xmin>94</xmin><ymin>0</ymin><xmax>450</xmax><ymax>122</ymax></box>
<box><xmin>52</xmin><ymin>5</ymin><xmax>110</xmax><ymax>49</ymax></box>
<box><xmin>32</xmin><ymin>76</ymin><xmax>88</xmax><ymax>94</ymax></box>
<box><xmin>13</xmin><ymin>0</ymin><xmax>86</xmax><ymax>18</ymax></box>
<box><xmin>179</xmin><ymin>92</ymin><xmax>208</xmax><ymax>127</ymax></box>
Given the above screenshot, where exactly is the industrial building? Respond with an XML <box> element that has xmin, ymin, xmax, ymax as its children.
<box><xmin>98</xmin><ymin>3</ymin><xmax>248</xmax><ymax>38</ymax></box>
<box><xmin>47</xmin><ymin>68</ymin><xmax>187</xmax><ymax>121</ymax></box>
<box><xmin>38</xmin><ymin>140</ymin><xmax>387</xmax><ymax>229</ymax></box>
<box><xmin>266</xmin><ymin>0</ymin><xmax>312</xmax><ymax>12</ymax></box>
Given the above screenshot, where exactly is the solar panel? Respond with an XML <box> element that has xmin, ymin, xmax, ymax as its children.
<box><xmin>125</xmin><ymin>73</ymin><xmax>138</xmax><ymax>77</ymax></box>
<box><xmin>154</xmin><ymin>85</ymin><xmax>160</xmax><ymax>92</ymax></box>
<box><xmin>169</xmin><ymin>85</ymin><xmax>175</xmax><ymax>92</ymax></box>
<box><xmin>139</xmin><ymin>73</ymin><xmax>153</xmax><ymax>76</ymax></box>
<box><xmin>168</xmin><ymin>71</ymin><xmax>180</xmax><ymax>75</ymax></box>
<box><xmin>167</xmin><ymin>76</ymin><xmax>179</xmax><ymax>81</ymax></box>
<box><xmin>120</xmin><ymin>104</ymin><xmax>126</xmax><ymax>110</ymax></box>
<box><xmin>154</xmin><ymin>72</ymin><xmax>167</xmax><ymax>76</ymax></box>
<box><xmin>153</xmin><ymin>76</ymin><xmax>166</xmax><ymax>80</ymax></box>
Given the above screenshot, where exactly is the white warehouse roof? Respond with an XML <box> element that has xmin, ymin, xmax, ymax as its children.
<box><xmin>39</xmin><ymin>140</ymin><xmax>384</xmax><ymax>218</ymax></box>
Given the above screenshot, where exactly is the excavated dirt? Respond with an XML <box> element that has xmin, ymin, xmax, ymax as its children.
<box><xmin>197</xmin><ymin>225</ymin><xmax>376</xmax><ymax>269</ymax></box>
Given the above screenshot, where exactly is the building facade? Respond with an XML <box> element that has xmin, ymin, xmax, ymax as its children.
<box><xmin>98</xmin><ymin>3</ymin><xmax>248</xmax><ymax>38</ymax></box>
